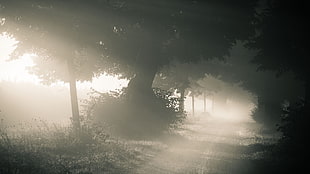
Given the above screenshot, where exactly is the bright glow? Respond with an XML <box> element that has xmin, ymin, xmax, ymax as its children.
<box><xmin>0</xmin><ymin>32</ymin><xmax>128</xmax><ymax>123</ymax></box>
<box><xmin>78</xmin><ymin>75</ymin><xmax>128</xmax><ymax>93</ymax></box>
<box><xmin>184</xmin><ymin>93</ymin><xmax>254</xmax><ymax>122</ymax></box>
<box><xmin>0</xmin><ymin>53</ymin><xmax>40</xmax><ymax>84</ymax></box>
<box><xmin>0</xmin><ymin>32</ymin><xmax>17</xmax><ymax>59</ymax></box>
<box><xmin>76</xmin><ymin>75</ymin><xmax>128</xmax><ymax>100</ymax></box>
<box><xmin>0</xmin><ymin>33</ymin><xmax>40</xmax><ymax>84</ymax></box>
<box><xmin>0</xmin><ymin>33</ymin><xmax>128</xmax><ymax>92</ymax></box>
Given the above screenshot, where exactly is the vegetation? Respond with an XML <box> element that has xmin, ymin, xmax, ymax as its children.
<box><xmin>0</xmin><ymin>0</ymin><xmax>308</xmax><ymax>173</ymax></box>
<box><xmin>83</xmin><ymin>88</ymin><xmax>185</xmax><ymax>139</ymax></box>
<box><xmin>271</xmin><ymin>100</ymin><xmax>308</xmax><ymax>173</ymax></box>
<box><xmin>246</xmin><ymin>1</ymin><xmax>309</xmax><ymax>171</ymax></box>
<box><xmin>0</xmin><ymin>118</ymin><xmax>141</xmax><ymax>174</ymax></box>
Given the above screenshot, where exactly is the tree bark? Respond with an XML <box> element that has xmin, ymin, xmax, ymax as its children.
<box><xmin>204</xmin><ymin>91</ymin><xmax>207</xmax><ymax>113</ymax></box>
<box><xmin>305</xmin><ymin>78</ymin><xmax>310</xmax><ymax>116</ymax></box>
<box><xmin>211</xmin><ymin>94</ymin><xmax>214</xmax><ymax>113</ymax></box>
<box><xmin>69</xmin><ymin>76</ymin><xmax>80</xmax><ymax>133</ymax></box>
<box><xmin>179</xmin><ymin>87</ymin><xmax>185</xmax><ymax>112</ymax></box>
<box><xmin>127</xmin><ymin>67</ymin><xmax>158</xmax><ymax>101</ymax></box>
<box><xmin>67</xmin><ymin>59</ymin><xmax>80</xmax><ymax>134</ymax></box>
<box><xmin>192</xmin><ymin>93</ymin><xmax>195</xmax><ymax>116</ymax></box>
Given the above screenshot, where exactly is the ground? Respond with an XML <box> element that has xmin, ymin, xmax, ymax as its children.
<box><xmin>0</xmin><ymin>113</ymin><xmax>279</xmax><ymax>174</ymax></box>
<box><xmin>129</xmin><ymin>114</ymin><xmax>278</xmax><ymax>174</ymax></box>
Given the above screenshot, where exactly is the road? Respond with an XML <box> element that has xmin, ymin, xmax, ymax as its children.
<box><xmin>133</xmin><ymin>115</ymin><xmax>278</xmax><ymax>174</ymax></box>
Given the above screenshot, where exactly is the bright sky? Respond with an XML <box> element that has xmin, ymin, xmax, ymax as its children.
<box><xmin>0</xmin><ymin>33</ymin><xmax>128</xmax><ymax>92</ymax></box>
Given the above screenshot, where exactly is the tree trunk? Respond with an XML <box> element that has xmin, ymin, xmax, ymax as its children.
<box><xmin>211</xmin><ymin>94</ymin><xmax>214</xmax><ymax>113</ymax></box>
<box><xmin>204</xmin><ymin>91</ymin><xmax>207</xmax><ymax>113</ymax></box>
<box><xmin>192</xmin><ymin>93</ymin><xmax>195</xmax><ymax>116</ymax></box>
<box><xmin>305</xmin><ymin>78</ymin><xmax>310</xmax><ymax>116</ymax></box>
<box><xmin>179</xmin><ymin>87</ymin><xmax>185</xmax><ymax>112</ymax></box>
<box><xmin>67</xmin><ymin>59</ymin><xmax>80</xmax><ymax>134</ymax></box>
<box><xmin>69</xmin><ymin>76</ymin><xmax>80</xmax><ymax>133</ymax></box>
<box><xmin>126</xmin><ymin>67</ymin><xmax>158</xmax><ymax>103</ymax></box>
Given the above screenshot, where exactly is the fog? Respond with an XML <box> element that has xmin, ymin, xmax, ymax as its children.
<box><xmin>184</xmin><ymin>84</ymin><xmax>255</xmax><ymax>123</ymax></box>
<box><xmin>0</xmin><ymin>77</ymin><xmax>128</xmax><ymax>124</ymax></box>
<box><xmin>1</xmin><ymin>34</ymin><xmax>128</xmax><ymax>124</ymax></box>
<box><xmin>0</xmin><ymin>0</ymin><xmax>307</xmax><ymax>173</ymax></box>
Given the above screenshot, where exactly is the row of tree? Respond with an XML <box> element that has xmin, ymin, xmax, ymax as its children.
<box><xmin>1</xmin><ymin>0</ymin><xmax>308</xmax><ymax>134</ymax></box>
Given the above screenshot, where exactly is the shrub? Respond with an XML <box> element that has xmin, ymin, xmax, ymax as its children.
<box><xmin>269</xmin><ymin>99</ymin><xmax>308</xmax><ymax>173</ymax></box>
<box><xmin>83</xmin><ymin>88</ymin><xmax>186</xmax><ymax>139</ymax></box>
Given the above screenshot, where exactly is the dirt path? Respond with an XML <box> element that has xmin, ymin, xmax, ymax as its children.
<box><xmin>133</xmin><ymin>115</ymin><xmax>278</xmax><ymax>174</ymax></box>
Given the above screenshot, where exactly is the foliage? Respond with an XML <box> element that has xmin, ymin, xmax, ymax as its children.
<box><xmin>0</xmin><ymin>119</ymin><xmax>141</xmax><ymax>174</ymax></box>
<box><xmin>264</xmin><ymin>100</ymin><xmax>308</xmax><ymax>173</ymax></box>
<box><xmin>216</xmin><ymin>43</ymin><xmax>304</xmax><ymax>128</ymax></box>
<box><xmin>0</xmin><ymin>0</ymin><xmax>106</xmax><ymax>83</ymax></box>
<box><xmin>250</xmin><ymin>102</ymin><xmax>281</xmax><ymax>130</ymax></box>
<box><xmin>84</xmin><ymin>88</ymin><xmax>185</xmax><ymax>139</ymax></box>
<box><xmin>247</xmin><ymin>0</ymin><xmax>307</xmax><ymax>79</ymax></box>
<box><xmin>1</xmin><ymin>0</ymin><xmax>258</xmax><ymax>80</ymax></box>
<box><xmin>277</xmin><ymin>100</ymin><xmax>307</xmax><ymax>150</ymax></box>
<box><xmin>152</xmin><ymin>88</ymin><xmax>180</xmax><ymax>113</ymax></box>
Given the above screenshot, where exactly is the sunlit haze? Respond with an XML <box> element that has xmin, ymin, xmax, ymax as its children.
<box><xmin>0</xmin><ymin>1</ymin><xmax>305</xmax><ymax>173</ymax></box>
<box><xmin>1</xmin><ymin>33</ymin><xmax>128</xmax><ymax>123</ymax></box>
<box><xmin>0</xmin><ymin>33</ymin><xmax>128</xmax><ymax>91</ymax></box>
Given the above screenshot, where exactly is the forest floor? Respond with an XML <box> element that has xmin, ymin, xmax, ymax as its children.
<box><xmin>1</xmin><ymin>114</ymin><xmax>280</xmax><ymax>174</ymax></box>
<box><xmin>128</xmin><ymin>114</ymin><xmax>279</xmax><ymax>174</ymax></box>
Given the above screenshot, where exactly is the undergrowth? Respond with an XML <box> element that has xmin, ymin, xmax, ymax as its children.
<box><xmin>0</xmin><ymin>118</ymin><xmax>141</xmax><ymax>174</ymax></box>
<box><xmin>84</xmin><ymin>88</ymin><xmax>186</xmax><ymax>139</ymax></box>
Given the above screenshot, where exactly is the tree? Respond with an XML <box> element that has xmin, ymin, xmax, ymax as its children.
<box><xmin>98</xmin><ymin>0</ymin><xmax>258</xmax><ymax>100</ymax></box>
<box><xmin>0</xmin><ymin>0</ymin><xmax>110</xmax><ymax>133</ymax></box>
<box><xmin>246</xmin><ymin>1</ymin><xmax>309</xmax><ymax>171</ymax></box>
<box><xmin>153</xmin><ymin>56</ymin><xmax>243</xmax><ymax>113</ymax></box>
<box><xmin>219</xmin><ymin>42</ymin><xmax>304</xmax><ymax>128</ymax></box>
<box><xmin>153</xmin><ymin>62</ymin><xmax>190</xmax><ymax>112</ymax></box>
<box><xmin>1</xmin><ymin>0</ymin><xmax>258</xmax><ymax>134</ymax></box>
<box><xmin>247</xmin><ymin>0</ymin><xmax>308</xmax><ymax>109</ymax></box>
<box><xmin>153</xmin><ymin>60</ymin><xmax>221</xmax><ymax>111</ymax></box>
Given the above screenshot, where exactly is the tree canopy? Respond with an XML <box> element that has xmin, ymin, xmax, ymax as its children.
<box><xmin>247</xmin><ymin>0</ymin><xmax>307</xmax><ymax>80</ymax></box>
<box><xmin>246</xmin><ymin>0</ymin><xmax>309</xmax><ymax>112</ymax></box>
<box><xmin>1</xmin><ymin>0</ymin><xmax>258</xmax><ymax>86</ymax></box>
<box><xmin>1</xmin><ymin>0</ymin><xmax>259</xmax><ymax>134</ymax></box>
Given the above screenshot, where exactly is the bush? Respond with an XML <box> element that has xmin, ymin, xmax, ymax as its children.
<box><xmin>267</xmin><ymin>99</ymin><xmax>308</xmax><ymax>173</ymax></box>
<box><xmin>251</xmin><ymin>103</ymin><xmax>281</xmax><ymax>131</ymax></box>
<box><xmin>84</xmin><ymin>88</ymin><xmax>186</xmax><ymax>139</ymax></box>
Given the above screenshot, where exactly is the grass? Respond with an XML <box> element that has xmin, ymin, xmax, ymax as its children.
<box><xmin>0</xmin><ymin>119</ymin><xmax>143</xmax><ymax>174</ymax></box>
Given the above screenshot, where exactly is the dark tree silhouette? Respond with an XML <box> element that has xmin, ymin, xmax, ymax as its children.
<box><xmin>220</xmin><ymin>43</ymin><xmax>304</xmax><ymax>128</ymax></box>
<box><xmin>246</xmin><ymin>1</ymin><xmax>309</xmax><ymax>172</ymax></box>
<box><xmin>247</xmin><ymin>0</ymin><xmax>308</xmax><ymax>109</ymax></box>
<box><xmin>98</xmin><ymin>0</ymin><xmax>258</xmax><ymax>102</ymax></box>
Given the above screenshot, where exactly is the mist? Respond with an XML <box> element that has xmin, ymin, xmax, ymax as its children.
<box><xmin>1</xmin><ymin>0</ymin><xmax>307</xmax><ymax>173</ymax></box>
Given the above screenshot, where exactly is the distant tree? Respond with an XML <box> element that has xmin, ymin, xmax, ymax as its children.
<box><xmin>194</xmin><ymin>75</ymin><xmax>226</xmax><ymax>114</ymax></box>
<box><xmin>153</xmin><ymin>60</ymin><xmax>222</xmax><ymax>111</ymax></box>
<box><xmin>220</xmin><ymin>43</ymin><xmax>304</xmax><ymax>128</ymax></box>
<box><xmin>165</xmin><ymin>42</ymin><xmax>305</xmax><ymax>127</ymax></box>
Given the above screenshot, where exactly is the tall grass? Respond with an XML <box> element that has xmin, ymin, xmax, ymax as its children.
<box><xmin>0</xmin><ymin>118</ymin><xmax>141</xmax><ymax>174</ymax></box>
